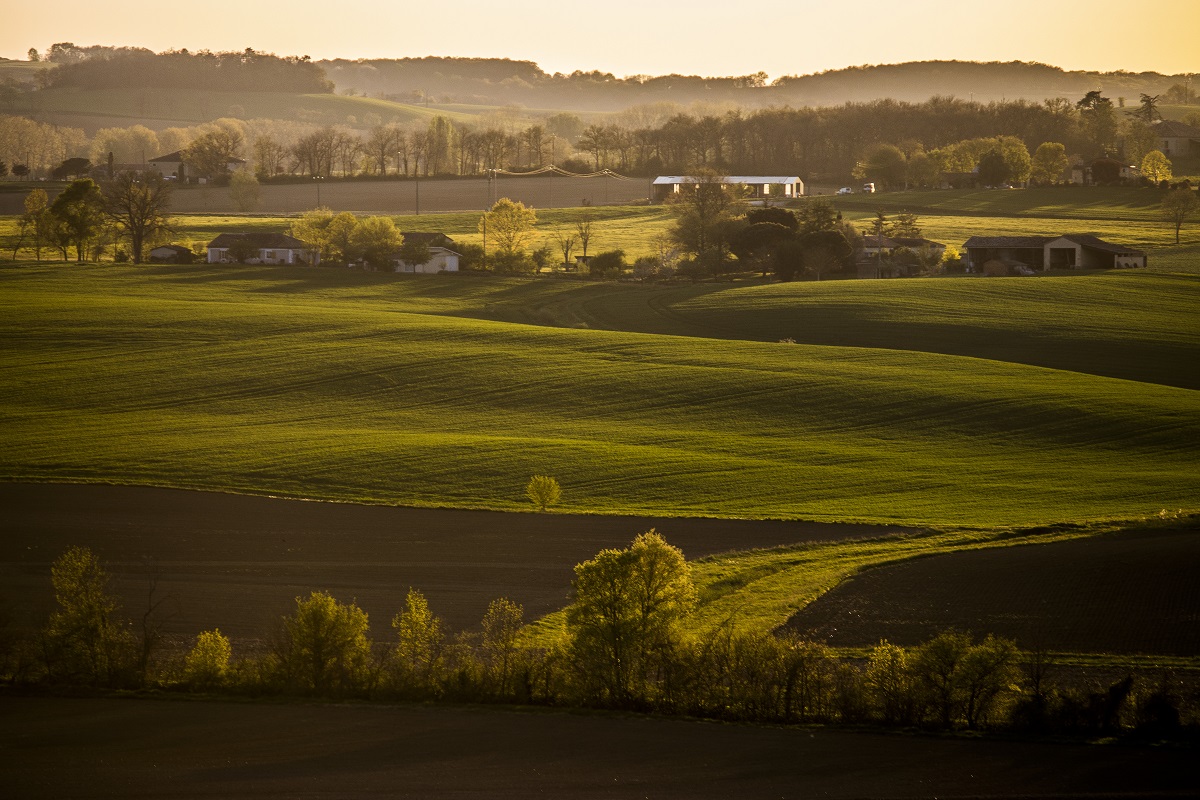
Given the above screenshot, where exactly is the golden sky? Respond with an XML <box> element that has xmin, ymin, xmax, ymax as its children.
<box><xmin>7</xmin><ymin>0</ymin><xmax>1200</xmax><ymax>78</ymax></box>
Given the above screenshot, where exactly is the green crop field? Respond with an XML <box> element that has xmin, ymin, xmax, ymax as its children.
<box><xmin>2</xmin><ymin>264</ymin><xmax>1196</xmax><ymax>531</ymax></box>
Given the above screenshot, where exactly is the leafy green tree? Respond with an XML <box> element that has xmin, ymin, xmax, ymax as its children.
<box><xmin>906</xmin><ymin>149</ymin><xmax>943</xmax><ymax>188</ymax></box>
<box><xmin>745</xmin><ymin>206</ymin><xmax>798</xmax><ymax>231</ymax></box>
<box><xmin>854</xmin><ymin>143</ymin><xmax>907</xmax><ymax>190</ymax></box>
<box><xmin>795</xmin><ymin>199</ymin><xmax>839</xmax><ymax>236</ymax></box>
<box><xmin>102</xmin><ymin>171</ymin><xmax>173</xmax><ymax>264</ymax></box>
<box><xmin>1030</xmin><ymin>142</ymin><xmax>1069</xmax><ymax>184</ymax></box>
<box><xmin>397</xmin><ymin>235</ymin><xmax>432</xmax><ymax>272</ymax></box>
<box><xmin>225</xmin><ymin>236</ymin><xmax>261</xmax><ymax>263</ymax></box>
<box><xmin>43</xmin><ymin>546</ymin><xmax>135</xmax><ymax>686</ymax></box>
<box><xmin>52</xmin><ymin>157</ymin><xmax>92</xmax><ymax>180</ymax></box>
<box><xmin>184</xmin><ymin>629</ymin><xmax>232</xmax><ymax>687</ymax></box>
<box><xmin>50</xmin><ymin>178</ymin><xmax>106</xmax><ymax>261</ymax></box>
<box><xmin>325</xmin><ymin>211</ymin><xmax>361</xmax><ymax>264</ymax></box>
<box><xmin>976</xmin><ymin>150</ymin><xmax>1011</xmax><ymax>187</ymax></box>
<box><xmin>21</xmin><ymin>188</ymin><xmax>56</xmax><ymax>261</ymax></box>
<box><xmin>229</xmin><ymin>168</ymin><xmax>260</xmax><ymax>211</ymax></box>
<box><xmin>1077</xmin><ymin>91</ymin><xmax>1119</xmax><ymax>153</ymax></box>
<box><xmin>958</xmin><ymin>634</ymin><xmax>1021</xmax><ymax>729</ymax></box>
<box><xmin>668</xmin><ymin>172</ymin><xmax>746</xmax><ymax>262</ymax></box>
<box><xmin>480</xmin><ymin>598</ymin><xmax>524</xmax><ymax>697</ymax></box>
<box><xmin>730</xmin><ymin>221</ymin><xmax>794</xmax><ymax>275</ymax></box>
<box><xmin>1161</xmin><ymin>188</ymin><xmax>1200</xmax><ymax>244</ymax></box>
<box><xmin>912</xmin><ymin>629</ymin><xmax>972</xmax><ymax>728</ymax></box>
<box><xmin>481</xmin><ymin>197</ymin><xmax>537</xmax><ymax>259</ymax></box>
<box><xmin>799</xmin><ymin>229</ymin><xmax>854</xmax><ymax>280</ymax></box>
<box><xmin>865</xmin><ymin>640</ymin><xmax>915</xmax><ymax>725</ymax></box>
<box><xmin>587</xmin><ymin>249</ymin><xmax>627</xmax><ymax>280</ymax></box>
<box><xmin>184</xmin><ymin>127</ymin><xmax>244</xmax><ymax>182</ymax></box>
<box><xmin>290</xmin><ymin>207</ymin><xmax>334</xmax><ymax>262</ymax></box>
<box><xmin>391</xmin><ymin>587</ymin><xmax>444</xmax><ymax>693</ymax></box>
<box><xmin>1140</xmin><ymin>150</ymin><xmax>1173</xmax><ymax>183</ymax></box>
<box><xmin>526</xmin><ymin>475</ymin><xmax>562</xmax><ymax>511</ymax></box>
<box><xmin>890</xmin><ymin>211</ymin><xmax>922</xmax><ymax>237</ymax></box>
<box><xmin>352</xmin><ymin>215</ymin><xmax>403</xmax><ymax>270</ymax></box>
<box><xmin>279</xmin><ymin>590</ymin><xmax>372</xmax><ymax>695</ymax></box>
<box><xmin>565</xmin><ymin>531</ymin><xmax>697</xmax><ymax>704</ymax></box>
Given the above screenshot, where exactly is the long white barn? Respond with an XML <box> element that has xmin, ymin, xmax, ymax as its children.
<box><xmin>653</xmin><ymin>175</ymin><xmax>804</xmax><ymax>201</ymax></box>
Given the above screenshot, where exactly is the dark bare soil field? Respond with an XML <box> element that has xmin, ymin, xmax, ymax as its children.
<box><xmin>785</xmin><ymin>524</ymin><xmax>1200</xmax><ymax>654</ymax></box>
<box><xmin>1</xmin><ymin>696</ymin><xmax>1194</xmax><ymax>799</ymax></box>
<box><xmin>0</xmin><ymin>483</ymin><xmax>908</xmax><ymax>642</ymax></box>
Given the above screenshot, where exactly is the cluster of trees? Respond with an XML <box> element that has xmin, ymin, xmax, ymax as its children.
<box><xmin>11</xmin><ymin>174</ymin><xmax>173</xmax><ymax>263</ymax></box>
<box><xmin>39</xmin><ymin>47</ymin><xmax>333</xmax><ymax>93</ymax></box>
<box><xmin>286</xmin><ymin>208</ymin><xmax>434</xmax><ymax>270</ymax></box>
<box><xmin>3</xmin><ymin>538</ymin><xmax>1191</xmax><ymax>739</ymax></box>
<box><xmin>6</xmin><ymin>89</ymin><xmax>1197</xmax><ymax>185</ymax></box>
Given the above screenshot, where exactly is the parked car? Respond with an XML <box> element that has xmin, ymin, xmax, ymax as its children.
<box><xmin>837</xmin><ymin>187</ymin><xmax>853</xmax><ymax>195</ymax></box>
<box><xmin>862</xmin><ymin>183</ymin><xmax>876</xmax><ymax>193</ymax></box>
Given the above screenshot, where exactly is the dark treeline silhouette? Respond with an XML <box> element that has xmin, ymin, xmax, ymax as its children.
<box><xmin>44</xmin><ymin>48</ymin><xmax>333</xmax><ymax>93</ymax></box>
<box><xmin>324</xmin><ymin>58</ymin><xmax>1192</xmax><ymax>111</ymax></box>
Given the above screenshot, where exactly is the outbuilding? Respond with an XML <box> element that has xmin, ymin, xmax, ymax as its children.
<box><xmin>206</xmin><ymin>233</ymin><xmax>317</xmax><ymax>265</ymax></box>
<box><xmin>653</xmin><ymin>175</ymin><xmax>804</xmax><ymax>202</ymax></box>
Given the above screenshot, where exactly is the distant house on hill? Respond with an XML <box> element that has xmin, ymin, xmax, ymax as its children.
<box><xmin>1069</xmin><ymin>157</ymin><xmax>1139</xmax><ymax>186</ymax></box>
<box><xmin>963</xmin><ymin>234</ymin><xmax>1146</xmax><ymax>273</ymax></box>
<box><xmin>652</xmin><ymin>176</ymin><xmax>804</xmax><ymax>202</ymax></box>
<box><xmin>149</xmin><ymin>150</ymin><xmax>246</xmax><ymax>182</ymax></box>
<box><xmin>394</xmin><ymin>232</ymin><xmax>460</xmax><ymax>273</ymax></box>
<box><xmin>1150</xmin><ymin>119</ymin><xmax>1200</xmax><ymax>158</ymax></box>
<box><xmin>206</xmin><ymin>233</ymin><xmax>317</xmax><ymax>265</ymax></box>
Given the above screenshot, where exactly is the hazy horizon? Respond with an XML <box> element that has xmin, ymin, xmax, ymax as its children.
<box><xmin>6</xmin><ymin>0</ymin><xmax>1199</xmax><ymax>81</ymax></box>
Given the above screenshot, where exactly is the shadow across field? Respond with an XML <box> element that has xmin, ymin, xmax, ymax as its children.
<box><xmin>0</xmin><ymin>483</ymin><xmax>910</xmax><ymax>641</ymax></box>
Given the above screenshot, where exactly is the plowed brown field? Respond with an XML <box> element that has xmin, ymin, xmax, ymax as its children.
<box><xmin>0</xmin><ymin>483</ymin><xmax>908</xmax><ymax>642</ymax></box>
<box><xmin>1</xmin><ymin>696</ymin><xmax>1194</xmax><ymax>799</ymax></box>
<box><xmin>785</xmin><ymin>524</ymin><xmax>1200</xmax><ymax>654</ymax></box>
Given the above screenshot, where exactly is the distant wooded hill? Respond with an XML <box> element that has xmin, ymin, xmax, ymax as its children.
<box><xmin>323</xmin><ymin>58</ymin><xmax>1192</xmax><ymax>111</ymax></box>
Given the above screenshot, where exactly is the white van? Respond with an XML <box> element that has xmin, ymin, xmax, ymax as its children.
<box><xmin>862</xmin><ymin>183</ymin><xmax>876</xmax><ymax>193</ymax></box>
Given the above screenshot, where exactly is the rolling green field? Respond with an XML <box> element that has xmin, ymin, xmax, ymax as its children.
<box><xmin>2</xmin><ymin>264</ymin><xmax>1196</xmax><ymax>531</ymax></box>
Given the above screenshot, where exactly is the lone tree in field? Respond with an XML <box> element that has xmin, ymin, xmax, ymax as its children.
<box><xmin>526</xmin><ymin>475</ymin><xmax>562</xmax><ymax>511</ymax></box>
<box><xmin>1161</xmin><ymin>188</ymin><xmax>1200</xmax><ymax>244</ymax></box>
<box><xmin>1140</xmin><ymin>151</ymin><xmax>1173</xmax><ymax>184</ymax></box>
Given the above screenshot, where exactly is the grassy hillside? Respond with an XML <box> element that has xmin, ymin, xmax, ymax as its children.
<box><xmin>4</xmin><ymin>87</ymin><xmax>481</xmax><ymax>130</ymax></box>
<box><xmin>1</xmin><ymin>264</ymin><xmax>1195</xmax><ymax>528</ymax></box>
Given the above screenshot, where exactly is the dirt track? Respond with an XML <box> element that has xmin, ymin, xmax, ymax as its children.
<box><xmin>0</xmin><ymin>482</ymin><xmax>910</xmax><ymax>641</ymax></box>
<box><xmin>1</xmin><ymin>696</ymin><xmax>1193</xmax><ymax>799</ymax></box>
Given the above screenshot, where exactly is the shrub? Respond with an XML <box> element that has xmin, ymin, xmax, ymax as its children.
<box><xmin>525</xmin><ymin>475</ymin><xmax>562</xmax><ymax>511</ymax></box>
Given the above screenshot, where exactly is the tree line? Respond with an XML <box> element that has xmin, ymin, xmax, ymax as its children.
<box><xmin>2</xmin><ymin>536</ymin><xmax>1190</xmax><ymax>740</ymax></box>
<box><xmin>12</xmin><ymin>175</ymin><xmax>172</xmax><ymax>264</ymax></box>
<box><xmin>6</xmin><ymin>89</ymin><xmax>1198</xmax><ymax>185</ymax></box>
<box><xmin>33</xmin><ymin>46</ymin><xmax>332</xmax><ymax>93</ymax></box>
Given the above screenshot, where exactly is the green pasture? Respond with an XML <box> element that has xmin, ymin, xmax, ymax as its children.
<box><xmin>830</xmin><ymin>186</ymin><xmax>1166</xmax><ymax>220</ymax></box>
<box><xmin>1</xmin><ymin>264</ymin><xmax>1196</xmax><ymax>529</ymax></box>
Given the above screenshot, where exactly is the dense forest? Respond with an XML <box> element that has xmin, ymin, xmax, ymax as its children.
<box><xmin>40</xmin><ymin>47</ymin><xmax>333</xmax><ymax>93</ymax></box>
